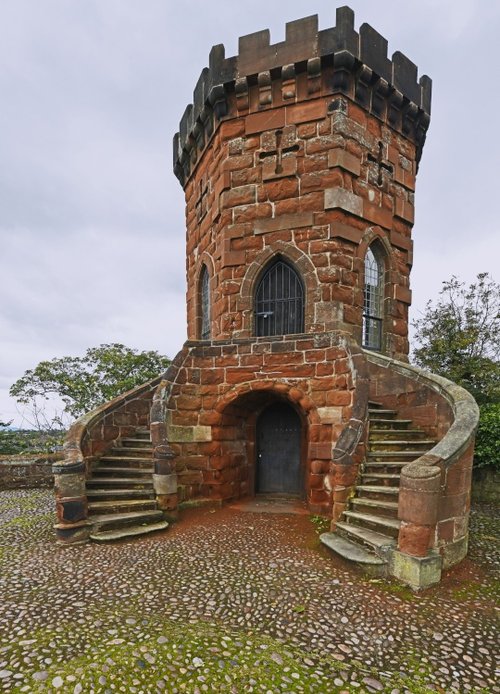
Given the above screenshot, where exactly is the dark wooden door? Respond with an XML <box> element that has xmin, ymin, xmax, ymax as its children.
<box><xmin>256</xmin><ymin>403</ymin><xmax>301</xmax><ymax>494</ymax></box>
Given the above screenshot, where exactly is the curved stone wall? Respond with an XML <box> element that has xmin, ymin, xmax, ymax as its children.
<box><xmin>53</xmin><ymin>377</ymin><xmax>162</xmax><ymax>543</ymax></box>
<box><xmin>366</xmin><ymin>351</ymin><xmax>479</xmax><ymax>569</ymax></box>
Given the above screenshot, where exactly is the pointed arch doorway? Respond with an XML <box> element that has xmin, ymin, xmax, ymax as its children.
<box><xmin>256</xmin><ymin>402</ymin><xmax>302</xmax><ymax>495</ymax></box>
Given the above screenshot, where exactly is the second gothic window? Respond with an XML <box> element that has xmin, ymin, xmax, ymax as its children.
<box><xmin>200</xmin><ymin>265</ymin><xmax>210</xmax><ymax>340</ymax></box>
<box><xmin>362</xmin><ymin>246</ymin><xmax>384</xmax><ymax>350</ymax></box>
<box><xmin>255</xmin><ymin>259</ymin><xmax>304</xmax><ymax>337</ymax></box>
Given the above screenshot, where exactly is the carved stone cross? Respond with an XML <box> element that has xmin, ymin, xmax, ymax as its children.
<box><xmin>368</xmin><ymin>141</ymin><xmax>393</xmax><ymax>186</ymax></box>
<box><xmin>259</xmin><ymin>129</ymin><xmax>299</xmax><ymax>175</ymax></box>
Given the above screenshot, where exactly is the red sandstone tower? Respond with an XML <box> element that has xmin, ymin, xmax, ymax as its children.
<box><xmin>56</xmin><ymin>7</ymin><xmax>478</xmax><ymax>589</ymax></box>
<box><xmin>167</xmin><ymin>7</ymin><xmax>430</xmax><ymax>512</ymax></box>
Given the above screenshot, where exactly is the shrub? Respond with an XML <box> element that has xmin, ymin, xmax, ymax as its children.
<box><xmin>474</xmin><ymin>403</ymin><xmax>500</xmax><ymax>470</ymax></box>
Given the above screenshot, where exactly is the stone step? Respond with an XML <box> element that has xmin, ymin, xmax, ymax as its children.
<box><xmin>343</xmin><ymin>510</ymin><xmax>401</xmax><ymax>531</ymax></box>
<box><xmin>335</xmin><ymin>521</ymin><xmax>396</xmax><ymax>550</ymax></box>
<box><xmin>87</xmin><ymin>478</ymin><xmax>154</xmax><ymax>487</ymax></box>
<box><xmin>111</xmin><ymin>447</ymin><xmax>153</xmax><ymax>455</ymax></box>
<box><xmin>92</xmin><ymin>466</ymin><xmax>154</xmax><ymax>475</ymax></box>
<box><xmin>88</xmin><ymin>499</ymin><xmax>157</xmax><ymax>513</ymax></box>
<box><xmin>320</xmin><ymin>533</ymin><xmax>387</xmax><ymax>571</ymax></box>
<box><xmin>367</xmin><ymin>419</ymin><xmax>412</xmax><ymax>429</ymax></box>
<box><xmin>368</xmin><ymin>408</ymin><xmax>397</xmax><ymax>418</ymax></box>
<box><xmin>367</xmin><ymin>451</ymin><xmax>426</xmax><ymax>460</ymax></box>
<box><xmin>369</xmin><ymin>440</ymin><xmax>434</xmax><ymax>451</ymax></box>
<box><xmin>351</xmin><ymin>497</ymin><xmax>398</xmax><ymax>512</ymax></box>
<box><xmin>86</xmin><ymin>488</ymin><xmax>155</xmax><ymax>498</ymax></box>
<box><xmin>361</xmin><ymin>473</ymin><xmax>401</xmax><ymax>481</ymax></box>
<box><xmin>356</xmin><ymin>485</ymin><xmax>399</xmax><ymax>496</ymax></box>
<box><xmin>363</xmin><ymin>461</ymin><xmax>407</xmax><ymax>469</ymax></box>
<box><xmin>369</xmin><ymin>428</ymin><xmax>427</xmax><ymax>439</ymax></box>
<box><xmin>89</xmin><ymin>510</ymin><xmax>164</xmax><ymax>531</ymax></box>
<box><xmin>90</xmin><ymin>520</ymin><xmax>169</xmax><ymax>542</ymax></box>
<box><xmin>100</xmin><ymin>456</ymin><xmax>152</xmax><ymax>464</ymax></box>
<box><xmin>120</xmin><ymin>438</ymin><xmax>152</xmax><ymax>446</ymax></box>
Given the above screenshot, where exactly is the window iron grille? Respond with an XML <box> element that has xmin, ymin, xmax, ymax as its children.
<box><xmin>255</xmin><ymin>260</ymin><xmax>304</xmax><ymax>337</ymax></box>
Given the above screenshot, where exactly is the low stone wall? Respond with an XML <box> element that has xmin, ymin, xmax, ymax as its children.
<box><xmin>472</xmin><ymin>468</ymin><xmax>500</xmax><ymax>505</ymax></box>
<box><xmin>0</xmin><ymin>453</ymin><xmax>63</xmax><ymax>490</ymax></box>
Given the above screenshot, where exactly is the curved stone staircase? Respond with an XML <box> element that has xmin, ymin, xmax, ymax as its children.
<box><xmin>87</xmin><ymin>428</ymin><xmax>168</xmax><ymax>541</ymax></box>
<box><xmin>321</xmin><ymin>403</ymin><xmax>435</xmax><ymax>575</ymax></box>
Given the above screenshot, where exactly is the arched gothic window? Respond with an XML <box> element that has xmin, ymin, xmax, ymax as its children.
<box><xmin>255</xmin><ymin>258</ymin><xmax>304</xmax><ymax>337</ymax></box>
<box><xmin>200</xmin><ymin>265</ymin><xmax>210</xmax><ymax>340</ymax></box>
<box><xmin>362</xmin><ymin>246</ymin><xmax>384</xmax><ymax>350</ymax></box>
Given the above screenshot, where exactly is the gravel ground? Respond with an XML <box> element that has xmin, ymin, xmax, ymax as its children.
<box><xmin>0</xmin><ymin>489</ymin><xmax>498</xmax><ymax>693</ymax></box>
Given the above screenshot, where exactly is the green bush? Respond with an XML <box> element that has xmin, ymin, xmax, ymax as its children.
<box><xmin>474</xmin><ymin>403</ymin><xmax>500</xmax><ymax>470</ymax></box>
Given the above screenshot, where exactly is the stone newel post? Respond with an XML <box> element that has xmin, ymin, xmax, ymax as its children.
<box><xmin>150</xmin><ymin>396</ymin><xmax>178</xmax><ymax>519</ymax></box>
<box><xmin>52</xmin><ymin>447</ymin><xmax>90</xmax><ymax>544</ymax></box>
<box><xmin>392</xmin><ymin>455</ymin><xmax>443</xmax><ymax>587</ymax></box>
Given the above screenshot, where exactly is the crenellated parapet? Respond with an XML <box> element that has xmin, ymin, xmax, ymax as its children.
<box><xmin>174</xmin><ymin>6</ymin><xmax>431</xmax><ymax>187</ymax></box>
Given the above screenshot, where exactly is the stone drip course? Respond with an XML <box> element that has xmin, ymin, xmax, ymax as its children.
<box><xmin>0</xmin><ymin>489</ymin><xmax>498</xmax><ymax>692</ymax></box>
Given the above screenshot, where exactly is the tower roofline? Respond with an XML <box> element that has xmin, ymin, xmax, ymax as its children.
<box><xmin>174</xmin><ymin>7</ymin><xmax>432</xmax><ymax>186</ymax></box>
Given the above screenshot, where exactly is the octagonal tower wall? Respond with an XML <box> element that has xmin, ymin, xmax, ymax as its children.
<box><xmin>174</xmin><ymin>6</ymin><xmax>431</xmax><ymax>360</ymax></box>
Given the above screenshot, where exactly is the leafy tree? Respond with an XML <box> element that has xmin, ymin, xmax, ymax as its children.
<box><xmin>10</xmin><ymin>343</ymin><xmax>171</xmax><ymax>421</ymax></box>
<box><xmin>412</xmin><ymin>273</ymin><xmax>500</xmax><ymax>470</ymax></box>
<box><xmin>412</xmin><ymin>273</ymin><xmax>500</xmax><ymax>404</ymax></box>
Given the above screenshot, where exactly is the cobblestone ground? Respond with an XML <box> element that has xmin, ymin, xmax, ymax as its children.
<box><xmin>0</xmin><ymin>490</ymin><xmax>498</xmax><ymax>694</ymax></box>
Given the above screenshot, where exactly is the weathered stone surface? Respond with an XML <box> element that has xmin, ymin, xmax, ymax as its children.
<box><xmin>390</xmin><ymin>548</ymin><xmax>442</xmax><ymax>590</ymax></box>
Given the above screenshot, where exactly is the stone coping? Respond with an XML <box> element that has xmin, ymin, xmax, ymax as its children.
<box><xmin>55</xmin><ymin>376</ymin><xmax>163</xmax><ymax>475</ymax></box>
<box><xmin>0</xmin><ymin>452</ymin><xmax>63</xmax><ymax>464</ymax></box>
<box><xmin>365</xmin><ymin>350</ymin><xmax>479</xmax><ymax>477</ymax></box>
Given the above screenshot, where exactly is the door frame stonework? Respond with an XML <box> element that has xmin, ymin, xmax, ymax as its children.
<box><xmin>215</xmin><ymin>387</ymin><xmax>309</xmax><ymax>501</ymax></box>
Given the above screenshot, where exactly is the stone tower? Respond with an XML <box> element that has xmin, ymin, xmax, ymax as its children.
<box><xmin>56</xmin><ymin>6</ymin><xmax>478</xmax><ymax>588</ymax></box>
<box><xmin>166</xmin><ymin>7</ymin><xmax>431</xmax><ymax>513</ymax></box>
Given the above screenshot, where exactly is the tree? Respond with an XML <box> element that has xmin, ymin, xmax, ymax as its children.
<box><xmin>10</xmin><ymin>343</ymin><xmax>171</xmax><ymax>421</ymax></box>
<box><xmin>412</xmin><ymin>273</ymin><xmax>500</xmax><ymax>404</ymax></box>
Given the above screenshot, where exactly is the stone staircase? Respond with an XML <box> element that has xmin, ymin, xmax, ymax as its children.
<box><xmin>321</xmin><ymin>403</ymin><xmax>435</xmax><ymax>575</ymax></box>
<box><xmin>87</xmin><ymin>428</ymin><xmax>168</xmax><ymax>542</ymax></box>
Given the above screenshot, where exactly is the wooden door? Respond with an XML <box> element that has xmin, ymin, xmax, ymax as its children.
<box><xmin>256</xmin><ymin>403</ymin><xmax>301</xmax><ymax>494</ymax></box>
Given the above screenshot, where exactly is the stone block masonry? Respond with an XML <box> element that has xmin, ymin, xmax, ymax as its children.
<box><xmin>0</xmin><ymin>453</ymin><xmax>62</xmax><ymax>490</ymax></box>
<box><xmin>162</xmin><ymin>332</ymin><xmax>359</xmax><ymax>515</ymax></box>
<box><xmin>165</xmin><ymin>5</ymin><xmax>432</xmax><ymax>517</ymax></box>
<box><xmin>176</xmin><ymin>17</ymin><xmax>427</xmax><ymax>361</ymax></box>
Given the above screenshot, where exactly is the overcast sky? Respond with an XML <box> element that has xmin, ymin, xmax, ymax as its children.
<box><xmin>1</xmin><ymin>0</ymin><xmax>499</xmax><ymax>427</ymax></box>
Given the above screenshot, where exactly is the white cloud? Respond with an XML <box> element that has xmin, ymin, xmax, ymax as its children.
<box><xmin>0</xmin><ymin>0</ymin><xmax>498</xmax><ymax>425</ymax></box>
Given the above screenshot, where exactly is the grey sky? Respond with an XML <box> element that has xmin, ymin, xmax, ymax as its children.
<box><xmin>1</xmin><ymin>0</ymin><xmax>498</xmax><ymax>426</ymax></box>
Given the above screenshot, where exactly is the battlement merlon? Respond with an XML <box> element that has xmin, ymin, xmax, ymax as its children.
<box><xmin>173</xmin><ymin>6</ymin><xmax>432</xmax><ymax>187</ymax></box>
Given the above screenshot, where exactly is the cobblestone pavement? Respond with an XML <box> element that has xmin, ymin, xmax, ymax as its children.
<box><xmin>0</xmin><ymin>489</ymin><xmax>498</xmax><ymax>693</ymax></box>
